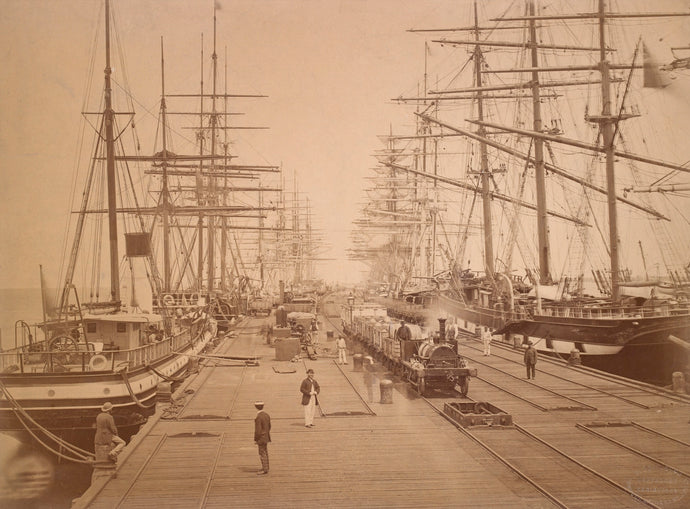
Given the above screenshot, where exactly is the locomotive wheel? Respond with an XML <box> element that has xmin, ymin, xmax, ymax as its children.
<box><xmin>418</xmin><ymin>377</ymin><xmax>426</xmax><ymax>396</ymax></box>
<box><xmin>458</xmin><ymin>377</ymin><xmax>469</xmax><ymax>397</ymax></box>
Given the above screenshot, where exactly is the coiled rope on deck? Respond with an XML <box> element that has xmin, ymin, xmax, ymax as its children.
<box><xmin>0</xmin><ymin>379</ymin><xmax>95</xmax><ymax>464</ymax></box>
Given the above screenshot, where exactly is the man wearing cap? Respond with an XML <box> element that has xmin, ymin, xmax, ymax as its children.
<box><xmin>94</xmin><ymin>402</ymin><xmax>126</xmax><ymax>462</ymax></box>
<box><xmin>300</xmin><ymin>369</ymin><xmax>320</xmax><ymax>427</ymax></box>
<box><xmin>395</xmin><ymin>320</ymin><xmax>412</xmax><ymax>341</ymax></box>
<box><xmin>253</xmin><ymin>401</ymin><xmax>271</xmax><ymax>475</ymax></box>
<box><xmin>336</xmin><ymin>335</ymin><xmax>348</xmax><ymax>365</ymax></box>
<box><xmin>524</xmin><ymin>341</ymin><xmax>538</xmax><ymax>379</ymax></box>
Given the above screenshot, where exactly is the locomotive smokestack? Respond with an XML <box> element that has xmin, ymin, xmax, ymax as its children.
<box><xmin>438</xmin><ymin>317</ymin><xmax>446</xmax><ymax>343</ymax></box>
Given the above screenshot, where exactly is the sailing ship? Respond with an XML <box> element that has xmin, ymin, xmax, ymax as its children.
<box><xmin>145</xmin><ymin>11</ymin><xmax>280</xmax><ymax>327</ymax></box>
<box><xmin>0</xmin><ymin>0</ymin><xmax>218</xmax><ymax>456</ymax></box>
<box><xmin>354</xmin><ymin>0</ymin><xmax>690</xmax><ymax>383</ymax></box>
<box><xmin>144</xmin><ymin>10</ymin><xmax>325</xmax><ymax>322</ymax></box>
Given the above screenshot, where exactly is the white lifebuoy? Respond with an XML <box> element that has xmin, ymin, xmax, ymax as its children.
<box><xmin>89</xmin><ymin>354</ymin><xmax>108</xmax><ymax>371</ymax></box>
<box><xmin>162</xmin><ymin>294</ymin><xmax>176</xmax><ymax>307</ymax></box>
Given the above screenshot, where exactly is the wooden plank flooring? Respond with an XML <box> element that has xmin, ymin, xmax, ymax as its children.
<box><xmin>75</xmin><ymin>316</ymin><xmax>690</xmax><ymax>508</ymax></box>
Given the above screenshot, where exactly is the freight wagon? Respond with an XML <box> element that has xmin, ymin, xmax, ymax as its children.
<box><xmin>342</xmin><ymin>304</ymin><xmax>476</xmax><ymax>396</ymax></box>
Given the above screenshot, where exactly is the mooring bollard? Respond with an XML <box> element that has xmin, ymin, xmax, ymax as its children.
<box><xmin>157</xmin><ymin>381</ymin><xmax>172</xmax><ymax>402</ymax></box>
<box><xmin>187</xmin><ymin>357</ymin><xmax>200</xmax><ymax>373</ymax></box>
<box><xmin>92</xmin><ymin>445</ymin><xmax>117</xmax><ymax>483</ymax></box>
<box><xmin>672</xmin><ymin>372</ymin><xmax>686</xmax><ymax>394</ymax></box>
<box><xmin>380</xmin><ymin>379</ymin><xmax>394</xmax><ymax>404</ymax></box>
<box><xmin>353</xmin><ymin>354</ymin><xmax>363</xmax><ymax>372</ymax></box>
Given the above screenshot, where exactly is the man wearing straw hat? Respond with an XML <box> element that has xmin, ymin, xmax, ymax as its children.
<box><xmin>95</xmin><ymin>402</ymin><xmax>126</xmax><ymax>462</ymax></box>
<box><xmin>253</xmin><ymin>401</ymin><xmax>271</xmax><ymax>475</ymax></box>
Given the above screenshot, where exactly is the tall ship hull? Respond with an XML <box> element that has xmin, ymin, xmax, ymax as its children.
<box><xmin>351</xmin><ymin>0</ymin><xmax>690</xmax><ymax>386</ymax></box>
<box><xmin>438</xmin><ymin>294</ymin><xmax>690</xmax><ymax>382</ymax></box>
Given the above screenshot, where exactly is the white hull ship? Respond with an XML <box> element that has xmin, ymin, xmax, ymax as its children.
<box><xmin>0</xmin><ymin>0</ymin><xmax>217</xmax><ymax>457</ymax></box>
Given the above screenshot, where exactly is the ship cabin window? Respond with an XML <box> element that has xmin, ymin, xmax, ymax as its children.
<box><xmin>117</xmin><ymin>322</ymin><xmax>127</xmax><ymax>333</ymax></box>
<box><xmin>86</xmin><ymin>322</ymin><xmax>97</xmax><ymax>333</ymax></box>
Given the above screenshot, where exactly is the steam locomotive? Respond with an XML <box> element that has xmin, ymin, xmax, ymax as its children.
<box><xmin>341</xmin><ymin>304</ymin><xmax>477</xmax><ymax>396</ymax></box>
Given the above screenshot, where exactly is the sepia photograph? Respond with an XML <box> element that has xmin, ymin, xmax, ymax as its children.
<box><xmin>1</xmin><ymin>0</ymin><xmax>689</xmax><ymax>507</ymax></box>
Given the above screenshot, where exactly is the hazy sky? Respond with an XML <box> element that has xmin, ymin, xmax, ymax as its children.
<box><xmin>1</xmin><ymin>0</ymin><xmax>689</xmax><ymax>289</ymax></box>
<box><xmin>0</xmin><ymin>0</ymin><xmax>475</xmax><ymax>289</ymax></box>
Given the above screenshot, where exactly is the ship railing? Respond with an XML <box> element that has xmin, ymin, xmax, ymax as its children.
<box><xmin>539</xmin><ymin>303</ymin><xmax>689</xmax><ymax>320</ymax></box>
<box><xmin>0</xmin><ymin>348</ymin><xmax>105</xmax><ymax>374</ymax></box>
<box><xmin>109</xmin><ymin>328</ymin><xmax>192</xmax><ymax>370</ymax></box>
<box><xmin>0</xmin><ymin>328</ymin><xmax>194</xmax><ymax>374</ymax></box>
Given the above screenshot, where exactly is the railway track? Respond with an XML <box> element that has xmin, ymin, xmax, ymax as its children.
<box><xmin>326</xmin><ymin>297</ymin><xmax>690</xmax><ymax>507</ymax></box>
<box><xmin>166</xmin><ymin>318</ymin><xmax>259</xmax><ymax>420</ymax></box>
<box><xmin>458</xmin><ymin>337</ymin><xmax>690</xmax><ymax>409</ymax></box>
<box><xmin>420</xmin><ymin>393</ymin><xmax>688</xmax><ymax>509</ymax></box>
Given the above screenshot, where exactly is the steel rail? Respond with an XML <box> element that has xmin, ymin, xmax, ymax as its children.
<box><xmin>420</xmin><ymin>397</ymin><xmax>568</xmax><ymax>509</ymax></box>
<box><xmin>460</xmin><ymin>338</ymin><xmax>659</xmax><ymax>409</ymax></box>
<box><xmin>173</xmin><ymin>326</ymin><xmax>244</xmax><ymax>418</ymax></box>
<box><xmin>114</xmin><ymin>433</ymin><xmax>168</xmax><ymax>508</ymax></box>
<box><xmin>331</xmin><ymin>360</ymin><xmax>377</xmax><ymax>417</ymax></box>
<box><xmin>631</xmin><ymin>422</ymin><xmax>690</xmax><ymax>448</ymax></box>
<box><xmin>473</xmin><ymin>374</ymin><xmax>589</xmax><ymax>412</ymax></box>
<box><xmin>420</xmin><ymin>365</ymin><xmax>658</xmax><ymax>508</ymax></box>
<box><xmin>321</xmin><ymin>305</ymin><xmax>377</xmax><ymax>416</ymax></box>
<box><xmin>468</xmin><ymin>333</ymin><xmax>690</xmax><ymax>406</ymax></box>
<box><xmin>198</xmin><ymin>432</ymin><xmax>228</xmax><ymax>508</ymax></box>
<box><xmin>514</xmin><ymin>423</ymin><xmax>660</xmax><ymax>509</ymax></box>
<box><xmin>469</xmin><ymin>358</ymin><xmax>598</xmax><ymax>411</ymax></box>
<box><xmin>576</xmin><ymin>423</ymin><xmax>690</xmax><ymax>479</ymax></box>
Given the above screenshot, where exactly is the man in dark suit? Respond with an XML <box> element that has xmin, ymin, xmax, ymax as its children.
<box><xmin>396</xmin><ymin>320</ymin><xmax>412</xmax><ymax>341</ymax></box>
<box><xmin>254</xmin><ymin>401</ymin><xmax>271</xmax><ymax>474</ymax></box>
<box><xmin>300</xmin><ymin>369</ymin><xmax>320</xmax><ymax>427</ymax></box>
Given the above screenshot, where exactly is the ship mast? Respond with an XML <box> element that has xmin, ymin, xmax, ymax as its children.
<box><xmin>597</xmin><ymin>0</ymin><xmax>625</xmax><ymax>301</ymax></box>
<box><xmin>528</xmin><ymin>0</ymin><xmax>551</xmax><ymax>285</ymax></box>
<box><xmin>207</xmin><ymin>7</ymin><xmax>219</xmax><ymax>294</ymax></box>
<box><xmin>160</xmin><ymin>38</ymin><xmax>171</xmax><ymax>292</ymax></box>
<box><xmin>104</xmin><ymin>0</ymin><xmax>120</xmax><ymax>302</ymax></box>
<box><xmin>196</xmin><ymin>36</ymin><xmax>205</xmax><ymax>293</ymax></box>
<box><xmin>472</xmin><ymin>1</ymin><xmax>494</xmax><ymax>278</ymax></box>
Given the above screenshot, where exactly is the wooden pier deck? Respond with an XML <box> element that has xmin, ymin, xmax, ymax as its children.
<box><xmin>74</xmin><ymin>315</ymin><xmax>690</xmax><ymax>508</ymax></box>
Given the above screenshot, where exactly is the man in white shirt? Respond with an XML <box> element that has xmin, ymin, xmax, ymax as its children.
<box><xmin>482</xmin><ymin>326</ymin><xmax>492</xmax><ymax>356</ymax></box>
<box><xmin>336</xmin><ymin>335</ymin><xmax>348</xmax><ymax>365</ymax></box>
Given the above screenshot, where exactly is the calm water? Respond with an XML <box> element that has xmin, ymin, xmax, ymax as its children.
<box><xmin>0</xmin><ymin>288</ymin><xmax>92</xmax><ymax>509</ymax></box>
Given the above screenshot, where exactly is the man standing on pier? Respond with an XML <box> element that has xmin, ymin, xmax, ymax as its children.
<box><xmin>254</xmin><ymin>401</ymin><xmax>271</xmax><ymax>475</ymax></box>
<box><xmin>300</xmin><ymin>368</ymin><xmax>320</xmax><ymax>427</ymax></box>
<box><xmin>481</xmin><ymin>326</ymin><xmax>492</xmax><ymax>356</ymax></box>
<box><xmin>336</xmin><ymin>335</ymin><xmax>348</xmax><ymax>365</ymax></box>
<box><xmin>524</xmin><ymin>341</ymin><xmax>537</xmax><ymax>379</ymax></box>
